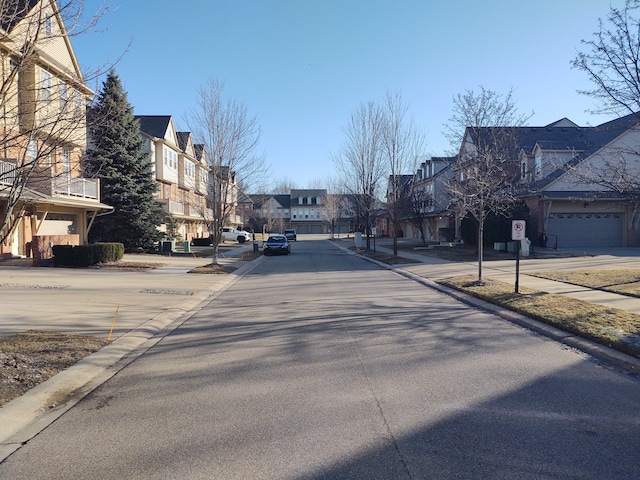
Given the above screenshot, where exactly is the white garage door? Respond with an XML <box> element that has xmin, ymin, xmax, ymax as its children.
<box><xmin>548</xmin><ymin>212</ymin><xmax>623</xmax><ymax>248</ymax></box>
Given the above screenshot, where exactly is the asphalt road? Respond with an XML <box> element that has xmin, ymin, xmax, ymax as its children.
<box><xmin>1</xmin><ymin>239</ymin><xmax>640</xmax><ymax>479</ymax></box>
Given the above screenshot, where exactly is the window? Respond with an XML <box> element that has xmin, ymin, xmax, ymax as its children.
<box><xmin>27</xmin><ymin>140</ymin><xmax>37</xmax><ymax>162</ymax></box>
<box><xmin>184</xmin><ymin>159</ymin><xmax>195</xmax><ymax>178</ymax></box>
<box><xmin>74</xmin><ymin>90</ymin><xmax>83</xmax><ymax>115</ymax></box>
<box><xmin>521</xmin><ymin>161</ymin><xmax>527</xmax><ymax>179</ymax></box>
<box><xmin>45</xmin><ymin>15</ymin><xmax>52</xmax><ymax>37</ymax></box>
<box><xmin>61</xmin><ymin>149</ymin><xmax>71</xmax><ymax>181</ymax></box>
<box><xmin>59</xmin><ymin>81</ymin><xmax>68</xmax><ymax>109</ymax></box>
<box><xmin>163</xmin><ymin>147</ymin><xmax>177</xmax><ymax>169</ymax></box>
<box><xmin>41</xmin><ymin>69</ymin><xmax>52</xmax><ymax>101</ymax></box>
<box><xmin>535</xmin><ymin>155</ymin><xmax>542</xmax><ymax>177</ymax></box>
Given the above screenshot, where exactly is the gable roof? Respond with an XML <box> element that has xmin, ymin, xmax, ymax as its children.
<box><xmin>1</xmin><ymin>0</ymin><xmax>40</xmax><ymax>33</ymax></box>
<box><xmin>273</xmin><ymin>194</ymin><xmax>291</xmax><ymax>208</ymax></box>
<box><xmin>1</xmin><ymin>0</ymin><xmax>91</xmax><ymax>93</ymax></box>
<box><xmin>519</xmin><ymin>112</ymin><xmax>640</xmax><ymax>193</ymax></box>
<box><xmin>136</xmin><ymin>115</ymin><xmax>172</xmax><ymax>139</ymax></box>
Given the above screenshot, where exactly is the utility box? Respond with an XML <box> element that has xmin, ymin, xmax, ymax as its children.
<box><xmin>161</xmin><ymin>240</ymin><xmax>175</xmax><ymax>253</ymax></box>
<box><xmin>355</xmin><ymin>232</ymin><xmax>363</xmax><ymax>248</ymax></box>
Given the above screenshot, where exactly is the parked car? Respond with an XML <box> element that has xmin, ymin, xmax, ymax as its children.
<box><xmin>263</xmin><ymin>234</ymin><xmax>290</xmax><ymax>255</ymax></box>
<box><xmin>221</xmin><ymin>227</ymin><xmax>251</xmax><ymax>244</ymax></box>
<box><xmin>283</xmin><ymin>229</ymin><xmax>297</xmax><ymax>241</ymax></box>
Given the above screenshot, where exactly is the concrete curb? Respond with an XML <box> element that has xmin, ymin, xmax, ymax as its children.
<box><xmin>333</xmin><ymin>240</ymin><xmax>640</xmax><ymax>378</ymax></box>
<box><xmin>0</xmin><ymin>255</ymin><xmax>265</xmax><ymax>462</ymax></box>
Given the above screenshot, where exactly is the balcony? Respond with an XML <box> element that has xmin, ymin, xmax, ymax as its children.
<box><xmin>53</xmin><ymin>176</ymin><xmax>98</xmax><ymax>199</ymax></box>
<box><xmin>168</xmin><ymin>200</ymin><xmax>184</xmax><ymax>215</ymax></box>
<box><xmin>1</xmin><ymin>161</ymin><xmax>99</xmax><ymax>201</ymax></box>
<box><xmin>0</xmin><ymin>160</ymin><xmax>17</xmax><ymax>186</ymax></box>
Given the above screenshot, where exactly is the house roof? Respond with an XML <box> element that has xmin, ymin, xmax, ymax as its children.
<box><xmin>273</xmin><ymin>194</ymin><xmax>291</xmax><ymax>208</ymax></box>
<box><xmin>524</xmin><ymin>113</ymin><xmax>640</xmax><ymax>192</ymax></box>
<box><xmin>176</xmin><ymin>132</ymin><xmax>191</xmax><ymax>151</ymax></box>
<box><xmin>463</xmin><ymin>113</ymin><xmax>640</xmax><ymax>195</ymax></box>
<box><xmin>135</xmin><ymin>115</ymin><xmax>172</xmax><ymax>139</ymax></box>
<box><xmin>1</xmin><ymin>0</ymin><xmax>40</xmax><ymax>32</ymax></box>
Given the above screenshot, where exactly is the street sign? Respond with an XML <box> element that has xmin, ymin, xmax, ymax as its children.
<box><xmin>512</xmin><ymin>220</ymin><xmax>526</xmax><ymax>241</ymax></box>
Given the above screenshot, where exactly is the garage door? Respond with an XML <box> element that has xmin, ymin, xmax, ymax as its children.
<box><xmin>548</xmin><ymin>212</ymin><xmax>623</xmax><ymax>248</ymax></box>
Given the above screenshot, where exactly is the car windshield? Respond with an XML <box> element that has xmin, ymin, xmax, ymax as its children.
<box><xmin>267</xmin><ymin>236</ymin><xmax>286</xmax><ymax>243</ymax></box>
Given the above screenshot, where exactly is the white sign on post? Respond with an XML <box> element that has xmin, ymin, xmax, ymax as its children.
<box><xmin>512</xmin><ymin>220</ymin><xmax>526</xmax><ymax>241</ymax></box>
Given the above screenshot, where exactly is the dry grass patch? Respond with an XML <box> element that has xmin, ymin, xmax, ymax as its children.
<box><xmin>529</xmin><ymin>269</ymin><xmax>640</xmax><ymax>298</ymax></box>
<box><xmin>438</xmin><ymin>275</ymin><xmax>640</xmax><ymax>358</ymax></box>
<box><xmin>350</xmin><ymin>247</ymin><xmax>421</xmax><ymax>265</ymax></box>
<box><xmin>0</xmin><ymin>330</ymin><xmax>110</xmax><ymax>407</ymax></box>
<box><xmin>96</xmin><ymin>261</ymin><xmax>166</xmax><ymax>271</ymax></box>
<box><xmin>189</xmin><ymin>263</ymin><xmax>237</xmax><ymax>274</ymax></box>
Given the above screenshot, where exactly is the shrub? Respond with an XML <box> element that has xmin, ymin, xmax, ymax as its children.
<box><xmin>52</xmin><ymin>245</ymin><xmax>74</xmax><ymax>266</ymax></box>
<box><xmin>92</xmin><ymin>242</ymin><xmax>124</xmax><ymax>263</ymax></box>
<box><xmin>72</xmin><ymin>245</ymin><xmax>94</xmax><ymax>267</ymax></box>
<box><xmin>52</xmin><ymin>243</ymin><xmax>125</xmax><ymax>267</ymax></box>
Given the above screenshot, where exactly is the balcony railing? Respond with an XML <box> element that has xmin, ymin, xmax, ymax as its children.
<box><xmin>0</xmin><ymin>160</ymin><xmax>17</xmax><ymax>185</ymax></box>
<box><xmin>54</xmin><ymin>176</ymin><xmax>98</xmax><ymax>199</ymax></box>
<box><xmin>168</xmin><ymin>200</ymin><xmax>184</xmax><ymax>215</ymax></box>
<box><xmin>2</xmin><ymin>161</ymin><xmax>99</xmax><ymax>201</ymax></box>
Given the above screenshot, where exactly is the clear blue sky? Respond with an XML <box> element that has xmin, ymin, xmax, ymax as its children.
<box><xmin>72</xmin><ymin>0</ymin><xmax>625</xmax><ymax>190</ymax></box>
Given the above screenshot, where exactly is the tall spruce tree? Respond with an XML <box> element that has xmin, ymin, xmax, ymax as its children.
<box><xmin>85</xmin><ymin>71</ymin><xmax>164</xmax><ymax>252</ymax></box>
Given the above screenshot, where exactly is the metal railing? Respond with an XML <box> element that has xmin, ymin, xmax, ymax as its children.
<box><xmin>0</xmin><ymin>160</ymin><xmax>17</xmax><ymax>185</ymax></box>
<box><xmin>53</xmin><ymin>176</ymin><xmax>98</xmax><ymax>199</ymax></box>
<box><xmin>168</xmin><ymin>200</ymin><xmax>184</xmax><ymax>214</ymax></box>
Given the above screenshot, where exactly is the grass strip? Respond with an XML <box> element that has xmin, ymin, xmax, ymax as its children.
<box><xmin>529</xmin><ymin>269</ymin><xmax>640</xmax><ymax>298</ymax></box>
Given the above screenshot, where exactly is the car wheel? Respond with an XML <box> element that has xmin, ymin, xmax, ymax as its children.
<box><xmin>238</xmin><ymin>236</ymin><xmax>246</xmax><ymax>244</ymax></box>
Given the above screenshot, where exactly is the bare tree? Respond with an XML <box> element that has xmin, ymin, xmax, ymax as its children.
<box><xmin>185</xmin><ymin>78</ymin><xmax>269</xmax><ymax>264</ymax></box>
<box><xmin>271</xmin><ymin>176</ymin><xmax>297</xmax><ymax>194</ymax></box>
<box><xmin>406</xmin><ymin>185</ymin><xmax>432</xmax><ymax>244</ymax></box>
<box><xmin>332</xmin><ymin>100</ymin><xmax>385</xmax><ymax>250</ymax></box>
<box><xmin>324</xmin><ymin>176</ymin><xmax>343</xmax><ymax>238</ymax></box>
<box><xmin>571</xmin><ymin>0</ymin><xmax>640</xmax><ymax>228</ymax></box>
<box><xmin>443</xmin><ymin>86</ymin><xmax>531</xmax><ymax>284</ymax></box>
<box><xmin>573</xmin><ymin>0</ymin><xmax>640</xmax><ymax>118</ymax></box>
<box><xmin>0</xmin><ymin>0</ymin><xmax>110</xmax><ymax>247</ymax></box>
<box><xmin>381</xmin><ymin>89</ymin><xmax>426</xmax><ymax>257</ymax></box>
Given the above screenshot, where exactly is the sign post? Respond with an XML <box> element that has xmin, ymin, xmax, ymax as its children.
<box><xmin>512</xmin><ymin>220</ymin><xmax>526</xmax><ymax>293</ymax></box>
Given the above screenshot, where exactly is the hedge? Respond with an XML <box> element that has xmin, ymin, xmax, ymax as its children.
<box><xmin>52</xmin><ymin>242</ymin><xmax>125</xmax><ymax>267</ymax></box>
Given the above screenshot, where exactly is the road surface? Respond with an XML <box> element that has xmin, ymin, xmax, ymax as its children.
<box><xmin>1</xmin><ymin>239</ymin><xmax>639</xmax><ymax>479</ymax></box>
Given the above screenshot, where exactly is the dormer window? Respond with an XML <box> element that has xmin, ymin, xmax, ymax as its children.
<box><xmin>521</xmin><ymin>161</ymin><xmax>527</xmax><ymax>180</ymax></box>
<box><xmin>535</xmin><ymin>155</ymin><xmax>542</xmax><ymax>177</ymax></box>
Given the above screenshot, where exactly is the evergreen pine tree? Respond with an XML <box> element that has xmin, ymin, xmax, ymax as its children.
<box><xmin>85</xmin><ymin>71</ymin><xmax>164</xmax><ymax>252</ymax></box>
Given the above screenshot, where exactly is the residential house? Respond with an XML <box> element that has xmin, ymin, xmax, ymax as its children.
<box><xmin>0</xmin><ymin>0</ymin><xmax>112</xmax><ymax>262</ymax></box>
<box><xmin>289</xmin><ymin>189</ymin><xmax>328</xmax><ymax>234</ymax></box>
<box><xmin>449</xmin><ymin>115</ymin><xmax>640</xmax><ymax>248</ymax></box>
<box><xmin>249</xmin><ymin>194</ymin><xmax>291</xmax><ymax>233</ymax></box>
<box><xmin>517</xmin><ymin>115</ymin><xmax>640</xmax><ymax>248</ymax></box>
<box><xmin>210</xmin><ymin>165</ymin><xmax>241</xmax><ymax>228</ymax></box>
<box><xmin>136</xmin><ymin>115</ymin><xmax>210</xmax><ymax>241</ymax></box>
<box><xmin>407</xmin><ymin>157</ymin><xmax>455</xmax><ymax>241</ymax></box>
<box><xmin>236</xmin><ymin>191</ymin><xmax>254</xmax><ymax>229</ymax></box>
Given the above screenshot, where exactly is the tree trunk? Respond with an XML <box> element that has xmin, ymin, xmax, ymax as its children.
<box><xmin>477</xmin><ymin>212</ymin><xmax>484</xmax><ymax>284</ymax></box>
<box><xmin>393</xmin><ymin>226</ymin><xmax>398</xmax><ymax>258</ymax></box>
